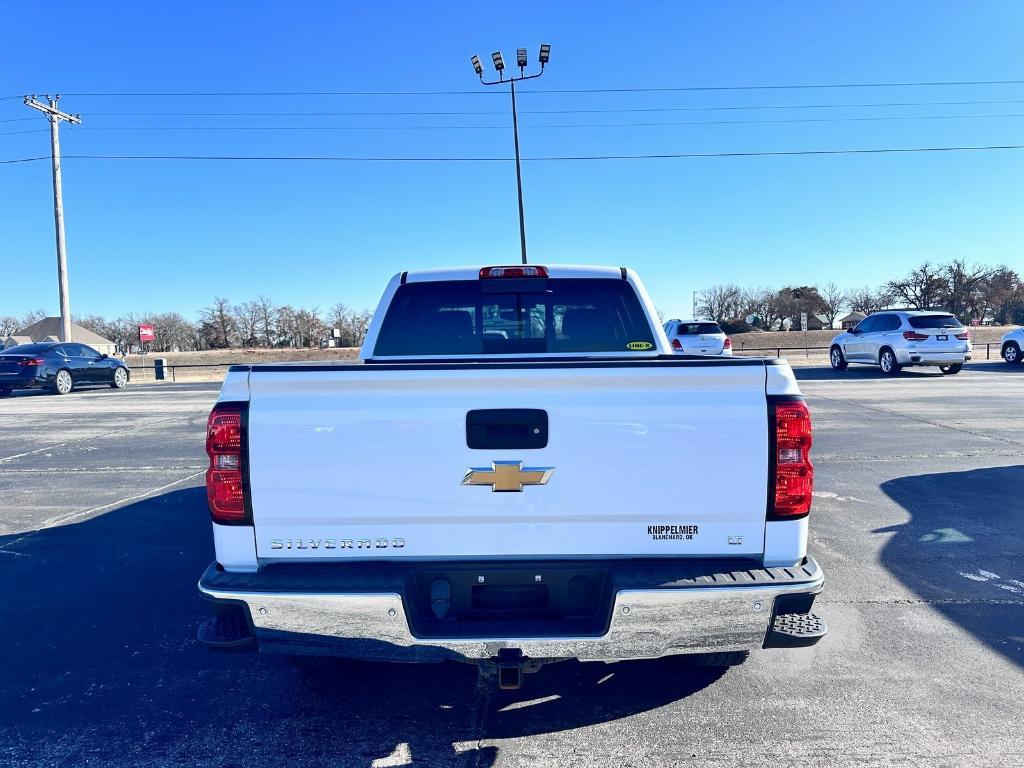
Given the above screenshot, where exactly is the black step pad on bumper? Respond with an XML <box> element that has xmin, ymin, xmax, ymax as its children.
<box><xmin>197</xmin><ymin>612</ymin><xmax>255</xmax><ymax>652</ymax></box>
<box><xmin>764</xmin><ymin>612</ymin><xmax>827</xmax><ymax>648</ymax></box>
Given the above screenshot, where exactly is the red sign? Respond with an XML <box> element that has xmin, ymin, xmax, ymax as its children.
<box><xmin>138</xmin><ymin>324</ymin><xmax>156</xmax><ymax>343</ymax></box>
<box><xmin>971</xmin><ymin>318</ymin><xmax>981</xmax><ymax>326</ymax></box>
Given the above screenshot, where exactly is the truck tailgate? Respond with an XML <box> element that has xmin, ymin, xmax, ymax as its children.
<box><xmin>246</xmin><ymin>362</ymin><xmax>769</xmax><ymax>560</ymax></box>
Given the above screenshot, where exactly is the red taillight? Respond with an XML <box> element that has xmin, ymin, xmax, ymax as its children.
<box><xmin>479</xmin><ymin>265</ymin><xmax>549</xmax><ymax>279</ymax></box>
<box><xmin>902</xmin><ymin>331</ymin><xmax>928</xmax><ymax>341</ymax></box>
<box><xmin>206</xmin><ymin>402</ymin><xmax>248</xmax><ymax>524</ymax></box>
<box><xmin>671</xmin><ymin>338</ymin><xmax>682</xmax><ymax>351</ymax></box>
<box><xmin>955</xmin><ymin>331</ymin><xmax>970</xmax><ymax>341</ymax></box>
<box><xmin>770</xmin><ymin>399</ymin><xmax>813</xmax><ymax>519</ymax></box>
<box><xmin>19</xmin><ymin>357</ymin><xmax>45</xmax><ymax>366</ymax></box>
<box><xmin>723</xmin><ymin>337</ymin><xmax>732</xmax><ymax>349</ymax></box>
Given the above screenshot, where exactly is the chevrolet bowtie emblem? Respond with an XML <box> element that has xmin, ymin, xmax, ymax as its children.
<box><xmin>461</xmin><ymin>460</ymin><xmax>554</xmax><ymax>492</ymax></box>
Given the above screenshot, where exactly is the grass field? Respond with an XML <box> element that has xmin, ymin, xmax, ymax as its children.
<box><xmin>125</xmin><ymin>347</ymin><xmax>360</xmax><ymax>381</ymax></box>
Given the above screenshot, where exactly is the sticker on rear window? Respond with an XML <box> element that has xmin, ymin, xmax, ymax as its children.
<box><xmin>627</xmin><ymin>341</ymin><xmax>653</xmax><ymax>351</ymax></box>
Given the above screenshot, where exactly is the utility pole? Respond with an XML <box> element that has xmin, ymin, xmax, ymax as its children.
<box><xmin>25</xmin><ymin>95</ymin><xmax>81</xmax><ymax>343</ymax></box>
<box><xmin>471</xmin><ymin>45</ymin><xmax>550</xmax><ymax>264</ymax></box>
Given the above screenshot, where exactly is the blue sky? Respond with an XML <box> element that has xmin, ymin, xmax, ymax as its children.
<box><xmin>2</xmin><ymin>1</ymin><xmax>1023</xmax><ymax>320</ymax></box>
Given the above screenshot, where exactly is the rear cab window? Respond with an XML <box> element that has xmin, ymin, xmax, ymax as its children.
<box><xmin>908</xmin><ymin>315</ymin><xmax>962</xmax><ymax>329</ymax></box>
<box><xmin>373</xmin><ymin>278</ymin><xmax>656</xmax><ymax>357</ymax></box>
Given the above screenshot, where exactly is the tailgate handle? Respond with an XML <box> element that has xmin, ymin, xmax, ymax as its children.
<box><xmin>466</xmin><ymin>409</ymin><xmax>548</xmax><ymax>449</ymax></box>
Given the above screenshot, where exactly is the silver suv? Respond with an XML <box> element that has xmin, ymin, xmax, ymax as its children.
<box><xmin>1001</xmin><ymin>327</ymin><xmax>1023</xmax><ymax>365</ymax></box>
<box><xmin>830</xmin><ymin>311</ymin><xmax>971</xmax><ymax>375</ymax></box>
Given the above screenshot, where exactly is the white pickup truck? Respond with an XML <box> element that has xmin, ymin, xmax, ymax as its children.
<box><xmin>197</xmin><ymin>265</ymin><xmax>825</xmax><ymax>687</ymax></box>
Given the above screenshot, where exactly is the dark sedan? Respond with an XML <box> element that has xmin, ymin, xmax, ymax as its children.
<box><xmin>0</xmin><ymin>343</ymin><xmax>130</xmax><ymax>396</ymax></box>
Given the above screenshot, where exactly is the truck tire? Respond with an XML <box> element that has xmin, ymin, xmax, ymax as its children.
<box><xmin>1004</xmin><ymin>342</ymin><xmax>1021</xmax><ymax>364</ymax></box>
<box><xmin>879</xmin><ymin>348</ymin><xmax>901</xmax><ymax>376</ymax></box>
<box><xmin>685</xmin><ymin>651</ymin><xmax>749</xmax><ymax>667</ymax></box>
<box><xmin>939</xmin><ymin>364</ymin><xmax>962</xmax><ymax>375</ymax></box>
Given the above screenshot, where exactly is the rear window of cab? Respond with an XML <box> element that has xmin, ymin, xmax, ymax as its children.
<box><xmin>373</xmin><ymin>278</ymin><xmax>656</xmax><ymax>356</ymax></box>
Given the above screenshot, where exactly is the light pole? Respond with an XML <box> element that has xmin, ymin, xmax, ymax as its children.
<box><xmin>471</xmin><ymin>44</ymin><xmax>550</xmax><ymax>265</ymax></box>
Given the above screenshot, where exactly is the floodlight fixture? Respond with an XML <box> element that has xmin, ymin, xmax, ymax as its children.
<box><xmin>469</xmin><ymin>43</ymin><xmax>552</xmax><ymax>265</ymax></box>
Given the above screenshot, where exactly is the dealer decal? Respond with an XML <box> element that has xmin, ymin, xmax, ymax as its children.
<box><xmin>627</xmin><ymin>341</ymin><xmax>654</xmax><ymax>351</ymax></box>
<box><xmin>648</xmin><ymin>524</ymin><xmax>699</xmax><ymax>541</ymax></box>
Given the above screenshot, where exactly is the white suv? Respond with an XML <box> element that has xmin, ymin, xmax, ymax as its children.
<box><xmin>1002</xmin><ymin>327</ymin><xmax>1023</xmax><ymax>364</ymax></box>
<box><xmin>830</xmin><ymin>311</ymin><xmax>971</xmax><ymax>375</ymax></box>
<box><xmin>663</xmin><ymin>319</ymin><xmax>733</xmax><ymax>356</ymax></box>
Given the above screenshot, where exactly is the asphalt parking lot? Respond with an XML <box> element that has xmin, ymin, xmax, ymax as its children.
<box><xmin>1</xmin><ymin>364</ymin><xmax>1022</xmax><ymax>767</ymax></box>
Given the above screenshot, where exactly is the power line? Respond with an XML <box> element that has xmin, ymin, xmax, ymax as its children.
<box><xmin>1</xmin><ymin>144</ymin><xmax>1020</xmax><ymax>164</ymax></box>
<box><xmin>61</xmin><ymin>113</ymin><xmax>1024</xmax><ymax>132</ymax></box>
<box><xmin>524</xmin><ymin>79</ymin><xmax>1024</xmax><ymax>94</ymax></box>
<box><xmin>64</xmin><ymin>98</ymin><xmax>1024</xmax><ymax>118</ymax></box>
<box><xmin>45</xmin><ymin>79</ymin><xmax>1024</xmax><ymax>98</ymax></box>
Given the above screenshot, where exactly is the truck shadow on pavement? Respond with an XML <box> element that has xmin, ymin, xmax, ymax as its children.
<box><xmin>0</xmin><ymin>486</ymin><xmax>725</xmax><ymax>767</ymax></box>
<box><xmin>878</xmin><ymin>465</ymin><xmax>1024</xmax><ymax>668</ymax></box>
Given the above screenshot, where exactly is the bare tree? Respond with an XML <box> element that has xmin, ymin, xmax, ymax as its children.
<box><xmin>144</xmin><ymin>312</ymin><xmax>198</xmax><ymax>352</ymax></box>
<box><xmin>977</xmin><ymin>266</ymin><xmax>1023</xmax><ymax>324</ymax></box>
<box><xmin>740</xmin><ymin>287</ymin><xmax>782</xmax><ymax>330</ymax></box>
<box><xmin>886</xmin><ymin>262</ymin><xmax>946</xmax><ymax>310</ymax></box>
<box><xmin>200</xmin><ymin>297</ymin><xmax>237</xmax><ymax>349</ymax></box>
<box><xmin>697</xmin><ymin>284</ymin><xmax>742</xmax><ymax>322</ymax></box>
<box><xmin>328</xmin><ymin>303</ymin><xmax>373</xmax><ymax>347</ymax></box>
<box><xmin>0</xmin><ymin>315</ymin><xmax>21</xmax><ymax>337</ymax></box>
<box><xmin>943</xmin><ymin>259</ymin><xmax>992</xmax><ymax>323</ymax></box>
<box><xmin>19</xmin><ymin>309</ymin><xmax>47</xmax><ymax>328</ymax></box>
<box><xmin>253</xmin><ymin>295</ymin><xmax>278</xmax><ymax>347</ymax></box>
<box><xmin>847</xmin><ymin>286</ymin><xmax>890</xmax><ymax>315</ymax></box>
<box><xmin>293</xmin><ymin>308</ymin><xmax>326</xmax><ymax>348</ymax></box>
<box><xmin>816</xmin><ymin>282</ymin><xmax>846</xmax><ymax>329</ymax></box>
<box><xmin>233</xmin><ymin>301</ymin><xmax>262</xmax><ymax>347</ymax></box>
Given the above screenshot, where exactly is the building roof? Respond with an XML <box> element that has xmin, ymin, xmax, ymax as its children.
<box><xmin>16</xmin><ymin>317</ymin><xmax>114</xmax><ymax>346</ymax></box>
<box><xmin>2</xmin><ymin>335</ymin><xmax>32</xmax><ymax>346</ymax></box>
<box><xmin>839</xmin><ymin>311</ymin><xmax>866</xmax><ymax>322</ymax></box>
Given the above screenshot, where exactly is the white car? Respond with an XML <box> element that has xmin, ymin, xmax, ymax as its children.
<box><xmin>1001</xmin><ymin>327</ymin><xmax>1023</xmax><ymax>364</ymax></box>
<box><xmin>830</xmin><ymin>311</ymin><xmax>971</xmax><ymax>375</ymax></box>
<box><xmin>663</xmin><ymin>318</ymin><xmax>733</xmax><ymax>356</ymax></box>
<box><xmin>196</xmin><ymin>265</ymin><xmax>825</xmax><ymax>685</ymax></box>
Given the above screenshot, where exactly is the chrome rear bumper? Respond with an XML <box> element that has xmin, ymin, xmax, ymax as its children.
<box><xmin>198</xmin><ymin>557</ymin><xmax>825</xmax><ymax>662</ymax></box>
<box><xmin>897</xmin><ymin>350</ymin><xmax>970</xmax><ymax>365</ymax></box>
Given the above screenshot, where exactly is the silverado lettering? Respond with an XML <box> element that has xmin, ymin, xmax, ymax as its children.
<box><xmin>269</xmin><ymin>538</ymin><xmax>405</xmax><ymax>550</ymax></box>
